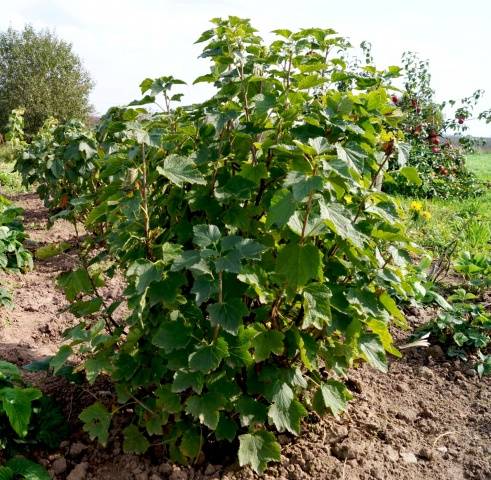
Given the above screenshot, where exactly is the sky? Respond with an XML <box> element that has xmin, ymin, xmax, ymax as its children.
<box><xmin>1</xmin><ymin>0</ymin><xmax>490</xmax><ymax>135</ymax></box>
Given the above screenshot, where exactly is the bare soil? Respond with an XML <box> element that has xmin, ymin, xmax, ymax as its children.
<box><xmin>1</xmin><ymin>193</ymin><xmax>490</xmax><ymax>480</ymax></box>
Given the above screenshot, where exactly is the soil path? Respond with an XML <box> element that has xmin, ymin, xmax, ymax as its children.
<box><xmin>0</xmin><ymin>193</ymin><xmax>489</xmax><ymax>480</ymax></box>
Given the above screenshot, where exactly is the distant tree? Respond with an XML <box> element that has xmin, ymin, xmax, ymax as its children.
<box><xmin>0</xmin><ymin>25</ymin><xmax>93</xmax><ymax>134</ymax></box>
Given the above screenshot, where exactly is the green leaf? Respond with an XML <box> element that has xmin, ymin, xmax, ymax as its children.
<box><xmin>57</xmin><ymin>268</ymin><xmax>93</xmax><ymax>301</ymax></box>
<box><xmin>0</xmin><ymin>360</ymin><xmax>21</xmax><ymax>382</ymax></box>
<box><xmin>0</xmin><ymin>387</ymin><xmax>42</xmax><ymax>437</ymax></box>
<box><xmin>359</xmin><ymin>334</ymin><xmax>388</xmax><ymax>373</ymax></box>
<box><xmin>0</xmin><ymin>466</ymin><xmax>13</xmax><ymax>480</ymax></box>
<box><xmin>319</xmin><ymin>200</ymin><xmax>365</xmax><ymax>249</ymax></box>
<box><xmin>49</xmin><ymin>345</ymin><xmax>72</xmax><ymax>374</ymax></box>
<box><xmin>193</xmin><ymin>224</ymin><xmax>221</xmax><ymax>247</ymax></box>
<box><xmin>172</xmin><ymin>371</ymin><xmax>204</xmax><ymax>394</ymax></box>
<box><xmin>235</xmin><ymin>396</ymin><xmax>268</xmax><ymax>427</ymax></box>
<box><xmin>238</xmin><ymin>430</ymin><xmax>281</xmax><ymax>474</ymax></box>
<box><xmin>379</xmin><ymin>292</ymin><xmax>406</xmax><ymax>327</ymax></box>
<box><xmin>79</xmin><ymin>402</ymin><xmax>112</xmax><ymax>446</ymax></box>
<box><xmin>302</xmin><ymin>283</ymin><xmax>332</xmax><ymax>329</ymax></box>
<box><xmin>276</xmin><ymin>243</ymin><xmax>323</xmax><ymax>292</ymax></box>
<box><xmin>252</xmin><ymin>330</ymin><xmax>284</xmax><ymax>362</ymax></box>
<box><xmin>267</xmin><ymin>383</ymin><xmax>307</xmax><ymax>434</ymax></box>
<box><xmin>180</xmin><ymin>427</ymin><xmax>202</xmax><ymax>459</ymax></box>
<box><xmin>35</xmin><ymin>241</ymin><xmax>71</xmax><ymax>260</ymax></box>
<box><xmin>266</xmin><ymin>189</ymin><xmax>296</xmax><ymax>228</ymax></box>
<box><xmin>69</xmin><ymin>298</ymin><xmax>103</xmax><ymax>317</ymax></box>
<box><xmin>5</xmin><ymin>457</ymin><xmax>50</xmax><ymax>480</ymax></box>
<box><xmin>152</xmin><ymin>320</ymin><xmax>192</xmax><ymax>352</ymax></box>
<box><xmin>312</xmin><ymin>379</ymin><xmax>352</xmax><ymax>418</ymax></box>
<box><xmin>155</xmin><ymin>385</ymin><xmax>181</xmax><ymax>413</ymax></box>
<box><xmin>215</xmin><ymin>414</ymin><xmax>238</xmax><ymax>442</ymax></box>
<box><xmin>157</xmin><ymin>154</ymin><xmax>206</xmax><ymax>186</ymax></box>
<box><xmin>188</xmin><ymin>338</ymin><xmax>229</xmax><ymax>374</ymax></box>
<box><xmin>185</xmin><ymin>392</ymin><xmax>224</xmax><ymax>430</ymax></box>
<box><xmin>207</xmin><ymin>299</ymin><xmax>248</xmax><ymax>335</ymax></box>
<box><xmin>123</xmin><ymin>424</ymin><xmax>150</xmax><ymax>454</ymax></box>
<box><xmin>399</xmin><ymin>166</ymin><xmax>422</xmax><ymax>186</ymax></box>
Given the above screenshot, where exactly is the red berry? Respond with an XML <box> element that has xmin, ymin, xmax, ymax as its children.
<box><xmin>430</xmin><ymin>136</ymin><xmax>440</xmax><ymax>145</ymax></box>
<box><xmin>391</xmin><ymin>95</ymin><xmax>398</xmax><ymax>104</ymax></box>
<box><xmin>432</xmin><ymin>146</ymin><xmax>441</xmax><ymax>154</ymax></box>
<box><xmin>458</xmin><ymin>117</ymin><xmax>464</xmax><ymax>125</ymax></box>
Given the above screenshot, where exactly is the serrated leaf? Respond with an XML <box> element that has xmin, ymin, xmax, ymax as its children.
<box><xmin>302</xmin><ymin>283</ymin><xmax>332</xmax><ymax>329</ymax></box>
<box><xmin>123</xmin><ymin>424</ymin><xmax>150</xmax><ymax>454</ymax></box>
<box><xmin>266</xmin><ymin>189</ymin><xmax>296</xmax><ymax>228</ymax></box>
<box><xmin>188</xmin><ymin>338</ymin><xmax>229</xmax><ymax>373</ymax></box>
<box><xmin>312</xmin><ymin>379</ymin><xmax>352</xmax><ymax>418</ymax></box>
<box><xmin>5</xmin><ymin>457</ymin><xmax>50</xmax><ymax>480</ymax></box>
<box><xmin>359</xmin><ymin>334</ymin><xmax>388</xmax><ymax>373</ymax></box>
<box><xmin>0</xmin><ymin>387</ymin><xmax>42</xmax><ymax>437</ymax></box>
<box><xmin>0</xmin><ymin>360</ymin><xmax>21</xmax><ymax>382</ymax></box>
<box><xmin>267</xmin><ymin>383</ymin><xmax>307</xmax><ymax>434</ymax></box>
<box><xmin>152</xmin><ymin>320</ymin><xmax>192</xmax><ymax>352</ymax></box>
<box><xmin>185</xmin><ymin>392</ymin><xmax>224</xmax><ymax>430</ymax></box>
<box><xmin>157</xmin><ymin>154</ymin><xmax>206</xmax><ymax>186</ymax></box>
<box><xmin>235</xmin><ymin>396</ymin><xmax>268</xmax><ymax>427</ymax></box>
<box><xmin>207</xmin><ymin>299</ymin><xmax>248</xmax><ymax>335</ymax></box>
<box><xmin>180</xmin><ymin>427</ymin><xmax>202</xmax><ymax>459</ymax></box>
<box><xmin>238</xmin><ymin>430</ymin><xmax>281</xmax><ymax>474</ymax></box>
<box><xmin>252</xmin><ymin>330</ymin><xmax>284</xmax><ymax>362</ymax></box>
<box><xmin>172</xmin><ymin>370</ymin><xmax>204</xmax><ymax>394</ymax></box>
<box><xmin>193</xmin><ymin>224</ymin><xmax>221</xmax><ymax>247</ymax></box>
<box><xmin>215</xmin><ymin>414</ymin><xmax>238</xmax><ymax>441</ymax></box>
<box><xmin>79</xmin><ymin>402</ymin><xmax>112</xmax><ymax>446</ymax></box>
<box><xmin>319</xmin><ymin>200</ymin><xmax>365</xmax><ymax>249</ymax></box>
<box><xmin>57</xmin><ymin>268</ymin><xmax>93</xmax><ymax>301</ymax></box>
<box><xmin>276</xmin><ymin>243</ymin><xmax>323</xmax><ymax>292</ymax></box>
<box><xmin>379</xmin><ymin>292</ymin><xmax>406</xmax><ymax>327</ymax></box>
<box><xmin>399</xmin><ymin>166</ymin><xmax>422</xmax><ymax>186</ymax></box>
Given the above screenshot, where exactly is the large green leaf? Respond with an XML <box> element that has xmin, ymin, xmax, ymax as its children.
<box><xmin>276</xmin><ymin>242</ymin><xmax>323</xmax><ymax>292</ymax></box>
<box><xmin>359</xmin><ymin>334</ymin><xmax>388</xmax><ymax>373</ymax></box>
<box><xmin>207</xmin><ymin>299</ymin><xmax>248</xmax><ymax>335</ymax></box>
<box><xmin>319</xmin><ymin>200</ymin><xmax>365</xmax><ymax>249</ymax></box>
<box><xmin>152</xmin><ymin>320</ymin><xmax>192</xmax><ymax>352</ymax></box>
<box><xmin>302</xmin><ymin>283</ymin><xmax>332</xmax><ymax>329</ymax></box>
<box><xmin>188</xmin><ymin>338</ymin><xmax>229</xmax><ymax>373</ymax></box>
<box><xmin>0</xmin><ymin>361</ymin><xmax>22</xmax><ymax>382</ymax></box>
<box><xmin>267</xmin><ymin>383</ymin><xmax>307</xmax><ymax>434</ymax></box>
<box><xmin>79</xmin><ymin>401</ymin><xmax>112</xmax><ymax>446</ymax></box>
<box><xmin>251</xmin><ymin>330</ymin><xmax>284</xmax><ymax>362</ymax></box>
<box><xmin>123</xmin><ymin>424</ymin><xmax>150</xmax><ymax>454</ymax></box>
<box><xmin>238</xmin><ymin>430</ymin><xmax>281</xmax><ymax>473</ymax></box>
<box><xmin>5</xmin><ymin>457</ymin><xmax>50</xmax><ymax>480</ymax></box>
<box><xmin>185</xmin><ymin>392</ymin><xmax>224</xmax><ymax>430</ymax></box>
<box><xmin>0</xmin><ymin>387</ymin><xmax>42</xmax><ymax>437</ymax></box>
<box><xmin>157</xmin><ymin>154</ymin><xmax>206</xmax><ymax>186</ymax></box>
<box><xmin>312</xmin><ymin>379</ymin><xmax>352</xmax><ymax>418</ymax></box>
<box><xmin>266</xmin><ymin>189</ymin><xmax>296</xmax><ymax>228</ymax></box>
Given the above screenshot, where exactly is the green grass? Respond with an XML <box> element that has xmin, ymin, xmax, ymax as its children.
<box><xmin>400</xmin><ymin>153</ymin><xmax>491</xmax><ymax>257</ymax></box>
<box><xmin>466</xmin><ymin>153</ymin><xmax>491</xmax><ymax>181</ymax></box>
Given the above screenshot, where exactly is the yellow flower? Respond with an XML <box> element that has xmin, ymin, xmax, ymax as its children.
<box><xmin>345</xmin><ymin>195</ymin><xmax>353</xmax><ymax>205</ymax></box>
<box><xmin>409</xmin><ymin>200</ymin><xmax>423</xmax><ymax>212</ymax></box>
<box><xmin>421</xmin><ymin>210</ymin><xmax>432</xmax><ymax>221</ymax></box>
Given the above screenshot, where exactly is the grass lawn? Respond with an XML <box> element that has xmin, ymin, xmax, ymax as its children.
<box><xmin>466</xmin><ymin>153</ymin><xmax>491</xmax><ymax>181</ymax></box>
<box><xmin>400</xmin><ymin>153</ymin><xmax>491</xmax><ymax>256</ymax></box>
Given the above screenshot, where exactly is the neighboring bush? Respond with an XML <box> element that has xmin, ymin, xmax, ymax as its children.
<box><xmin>0</xmin><ymin>25</ymin><xmax>93</xmax><ymax>134</ymax></box>
<box><xmin>20</xmin><ymin>18</ymin><xmax>423</xmax><ymax>473</ymax></box>
<box><xmin>386</xmin><ymin>52</ymin><xmax>484</xmax><ymax>198</ymax></box>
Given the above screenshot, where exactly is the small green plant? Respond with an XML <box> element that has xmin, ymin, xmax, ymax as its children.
<box><xmin>454</xmin><ymin>251</ymin><xmax>491</xmax><ymax>292</ymax></box>
<box><xmin>0</xmin><ymin>201</ymin><xmax>33</xmax><ymax>273</ymax></box>
<box><xmin>415</xmin><ymin>287</ymin><xmax>490</xmax><ymax>373</ymax></box>
<box><xmin>0</xmin><ymin>360</ymin><xmax>67</xmax><ymax>479</ymax></box>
